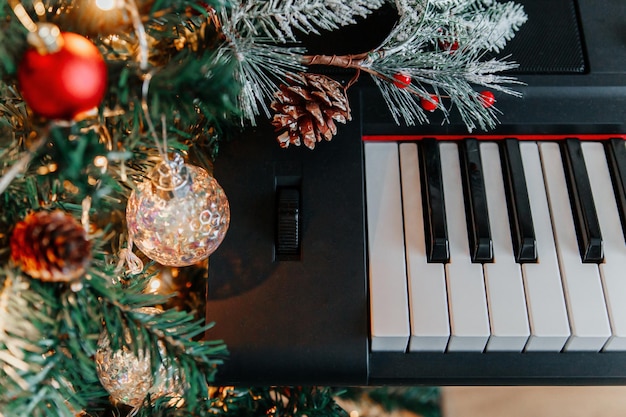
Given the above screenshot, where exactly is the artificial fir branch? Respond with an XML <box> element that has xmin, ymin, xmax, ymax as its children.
<box><xmin>0</xmin><ymin>271</ymin><xmax>99</xmax><ymax>417</ymax></box>
<box><xmin>220</xmin><ymin>0</ymin><xmax>382</xmax><ymax>123</ymax></box>
<box><xmin>218</xmin><ymin>7</ymin><xmax>307</xmax><ymax>122</ymax></box>
<box><xmin>393</xmin><ymin>0</ymin><xmax>528</xmax><ymax>53</ymax></box>
<box><xmin>221</xmin><ymin>0</ymin><xmax>526</xmax><ymax>130</ymax></box>
<box><xmin>200</xmin><ymin>386</ymin><xmax>349</xmax><ymax>417</ymax></box>
<box><xmin>299</xmin><ymin>0</ymin><xmax>526</xmax><ymax>131</ymax></box>
<box><xmin>0</xmin><ymin>258</ymin><xmax>228</xmax><ymax>415</ymax></box>
<box><xmin>228</xmin><ymin>0</ymin><xmax>385</xmax><ymax>42</ymax></box>
<box><xmin>338</xmin><ymin>387</ymin><xmax>442</xmax><ymax>417</ymax></box>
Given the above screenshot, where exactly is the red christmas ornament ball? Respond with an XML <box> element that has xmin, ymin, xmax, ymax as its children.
<box><xmin>420</xmin><ymin>94</ymin><xmax>439</xmax><ymax>112</ymax></box>
<box><xmin>479</xmin><ymin>90</ymin><xmax>496</xmax><ymax>108</ymax></box>
<box><xmin>17</xmin><ymin>32</ymin><xmax>107</xmax><ymax>120</ymax></box>
<box><xmin>393</xmin><ymin>72</ymin><xmax>412</xmax><ymax>89</ymax></box>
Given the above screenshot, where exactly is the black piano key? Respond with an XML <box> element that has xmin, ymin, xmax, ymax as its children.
<box><xmin>500</xmin><ymin>139</ymin><xmax>538</xmax><ymax>263</ymax></box>
<box><xmin>459</xmin><ymin>138</ymin><xmax>493</xmax><ymax>263</ymax></box>
<box><xmin>419</xmin><ymin>139</ymin><xmax>450</xmax><ymax>263</ymax></box>
<box><xmin>605</xmin><ymin>138</ymin><xmax>626</xmax><ymax>242</ymax></box>
<box><xmin>561</xmin><ymin>138</ymin><xmax>604</xmax><ymax>263</ymax></box>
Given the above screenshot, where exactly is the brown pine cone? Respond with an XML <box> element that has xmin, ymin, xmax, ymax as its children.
<box><xmin>10</xmin><ymin>210</ymin><xmax>92</xmax><ymax>283</ymax></box>
<box><xmin>271</xmin><ymin>73</ymin><xmax>352</xmax><ymax>149</ymax></box>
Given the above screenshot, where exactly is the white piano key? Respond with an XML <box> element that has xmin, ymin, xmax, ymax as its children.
<box><xmin>582</xmin><ymin>142</ymin><xmax>626</xmax><ymax>351</ymax></box>
<box><xmin>480</xmin><ymin>143</ymin><xmax>530</xmax><ymax>352</ymax></box>
<box><xmin>364</xmin><ymin>142</ymin><xmax>410</xmax><ymax>351</ymax></box>
<box><xmin>539</xmin><ymin>142</ymin><xmax>611</xmax><ymax>351</ymax></box>
<box><xmin>399</xmin><ymin>143</ymin><xmax>450</xmax><ymax>352</ymax></box>
<box><xmin>519</xmin><ymin>143</ymin><xmax>570</xmax><ymax>352</ymax></box>
<box><xmin>440</xmin><ymin>143</ymin><xmax>490</xmax><ymax>352</ymax></box>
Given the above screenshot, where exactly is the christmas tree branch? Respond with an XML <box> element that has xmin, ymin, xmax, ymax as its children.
<box><xmin>87</xmin><ymin>266</ymin><xmax>227</xmax><ymax>409</ymax></box>
<box><xmin>227</xmin><ymin>0</ymin><xmax>385</xmax><ymax>42</ymax></box>
<box><xmin>297</xmin><ymin>0</ymin><xmax>527</xmax><ymax>131</ymax></box>
<box><xmin>203</xmin><ymin>386</ymin><xmax>348</xmax><ymax>417</ymax></box>
<box><xmin>0</xmin><ymin>271</ymin><xmax>104</xmax><ymax>417</ymax></box>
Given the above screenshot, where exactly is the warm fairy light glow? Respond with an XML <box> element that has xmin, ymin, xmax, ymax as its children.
<box><xmin>149</xmin><ymin>278</ymin><xmax>161</xmax><ymax>293</ymax></box>
<box><xmin>96</xmin><ymin>0</ymin><xmax>117</xmax><ymax>11</ymax></box>
<box><xmin>33</xmin><ymin>2</ymin><xmax>46</xmax><ymax>17</ymax></box>
<box><xmin>36</xmin><ymin>163</ymin><xmax>58</xmax><ymax>175</ymax></box>
<box><xmin>93</xmin><ymin>155</ymin><xmax>108</xmax><ymax>168</ymax></box>
<box><xmin>350</xmin><ymin>411</ymin><xmax>360</xmax><ymax>417</ymax></box>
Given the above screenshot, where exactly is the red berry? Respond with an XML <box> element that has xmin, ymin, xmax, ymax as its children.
<box><xmin>420</xmin><ymin>94</ymin><xmax>439</xmax><ymax>112</ymax></box>
<box><xmin>439</xmin><ymin>40</ymin><xmax>459</xmax><ymax>52</ymax></box>
<box><xmin>393</xmin><ymin>72</ymin><xmax>411</xmax><ymax>89</ymax></box>
<box><xmin>17</xmin><ymin>32</ymin><xmax>107</xmax><ymax>120</ymax></box>
<box><xmin>479</xmin><ymin>91</ymin><xmax>496</xmax><ymax>108</ymax></box>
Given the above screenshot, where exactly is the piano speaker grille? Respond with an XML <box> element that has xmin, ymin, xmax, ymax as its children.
<box><xmin>498</xmin><ymin>0</ymin><xmax>586</xmax><ymax>74</ymax></box>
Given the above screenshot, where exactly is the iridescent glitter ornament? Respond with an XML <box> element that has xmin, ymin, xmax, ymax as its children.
<box><xmin>126</xmin><ymin>154</ymin><xmax>230</xmax><ymax>266</ymax></box>
<box><xmin>95</xmin><ymin>308</ymin><xmax>184</xmax><ymax>407</ymax></box>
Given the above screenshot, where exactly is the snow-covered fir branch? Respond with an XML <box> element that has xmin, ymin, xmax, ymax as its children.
<box><xmin>449</xmin><ymin>0</ymin><xmax>527</xmax><ymax>52</ymax></box>
<box><xmin>219</xmin><ymin>0</ymin><xmax>527</xmax><ymax>129</ymax></box>
<box><xmin>363</xmin><ymin>0</ymin><xmax>526</xmax><ymax>131</ymax></box>
<box><xmin>219</xmin><ymin>18</ymin><xmax>306</xmax><ymax>121</ymax></box>
<box><xmin>393</xmin><ymin>0</ymin><xmax>527</xmax><ymax>53</ymax></box>
<box><xmin>230</xmin><ymin>0</ymin><xmax>385</xmax><ymax>42</ymax></box>
<box><xmin>220</xmin><ymin>0</ymin><xmax>387</xmax><ymax>121</ymax></box>
<box><xmin>372</xmin><ymin>75</ymin><xmax>433</xmax><ymax>126</ymax></box>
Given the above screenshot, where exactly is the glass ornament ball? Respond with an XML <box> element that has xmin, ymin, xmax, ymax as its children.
<box><xmin>126</xmin><ymin>155</ymin><xmax>230</xmax><ymax>267</ymax></box>
<box><xmin>94</xmin><ymin>308</ymin><xmax>184</xmax><ymax>407</ymax></box>
<box><xmin>95</xmin><ymin>329</ymin><xmax>154</xmax><ymax>407</ymax></box>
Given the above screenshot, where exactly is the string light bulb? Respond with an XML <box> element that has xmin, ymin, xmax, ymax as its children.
<box><xmin>148</xmin><ymin>277</ymin><xmax>161</xmax><ymax>293</ymax></box>
<box><xmin>96</xmin><ymin>0</ymin><xmax>118</xmax><ymax>11</ymax></box>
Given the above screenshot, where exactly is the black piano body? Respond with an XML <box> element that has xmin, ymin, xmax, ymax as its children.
<box><xmin>206</xmin><ymin>0</ymin><xmax>626</xmax><ymax>385</ymax></box>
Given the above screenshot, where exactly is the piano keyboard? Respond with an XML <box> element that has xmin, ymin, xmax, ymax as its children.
<box><xmin>365</xmin><ymin>139</ymin><xmax>626</xmax><ymax>353</ymax></box>
<box><xmin>205</xmin><ymin>0</ymin><xmax>626</xmax><ymax>385</ymax></box>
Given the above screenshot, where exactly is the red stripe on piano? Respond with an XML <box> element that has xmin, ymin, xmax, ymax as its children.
<box><xmin>362</xmin><ymin>134</ymin><xmax>626</xmax><ymax>142</ymax></box>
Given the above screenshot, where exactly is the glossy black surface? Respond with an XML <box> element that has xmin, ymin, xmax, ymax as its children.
<box><xmin>419</xmin><ymin>139</ymin><xmax>450</xmax><ymax>263</ymax></box>
<box><xmin>369</xmin><ymin>351</ymin><xmax>626</xmax><ymax>385</ymax></box>
<box><xmin>207</xmin><ymin>105</ymin><xmax>368</xmax><ymax>385</ymax></box>
<box><xmin>606</xmin><ymin>139</ymin><xmax>626</xmax><ymax>242</ymax></box>
<box><xmin>459</xmin><ymin>139</ymin><xmax>493</xmax><ymax>263</ymax></box>
<box><xmin>501</xmin><ymin>139</ymin><xmax>537</xmax><ymax>262</ymax></box>
<box><xmin>561</xmin><ymin>138</ymin><xmax>604</xmax><ymax>263</ymax></box>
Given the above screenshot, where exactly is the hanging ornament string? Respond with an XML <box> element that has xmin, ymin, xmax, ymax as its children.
<box><xmin>120</xmin><ymin>0</ymin><xmax>175</xmax><ymax>273</ymax></box>
<box><xmin>122</xmin><ymin>0</ymin><xmax>169</xmax><ymax>160</ymax></box>
<box><xmin>116</xmin><ymin>238</ymin><xmax>144</xmax><ymax>276</ymax></box>
<box><xmin>140</xmin><ymin>72</ymin><xmax>168</xmax><ymax>160</ymax></box>
<box><xmin>124</xmin><ymin>0</ymin><xmax>149</xmax><ymax>72</ymax></box>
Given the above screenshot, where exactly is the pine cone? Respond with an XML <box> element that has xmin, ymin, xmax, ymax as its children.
<box><xmin>271</xmin><ymin>73</ymin><xmax>352</xmax><ymax>149</ymax></box>
<box><xmin>10</xmin><ymin>210</ymin><xmax>92</xmax><ymax>283</ymax></box>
